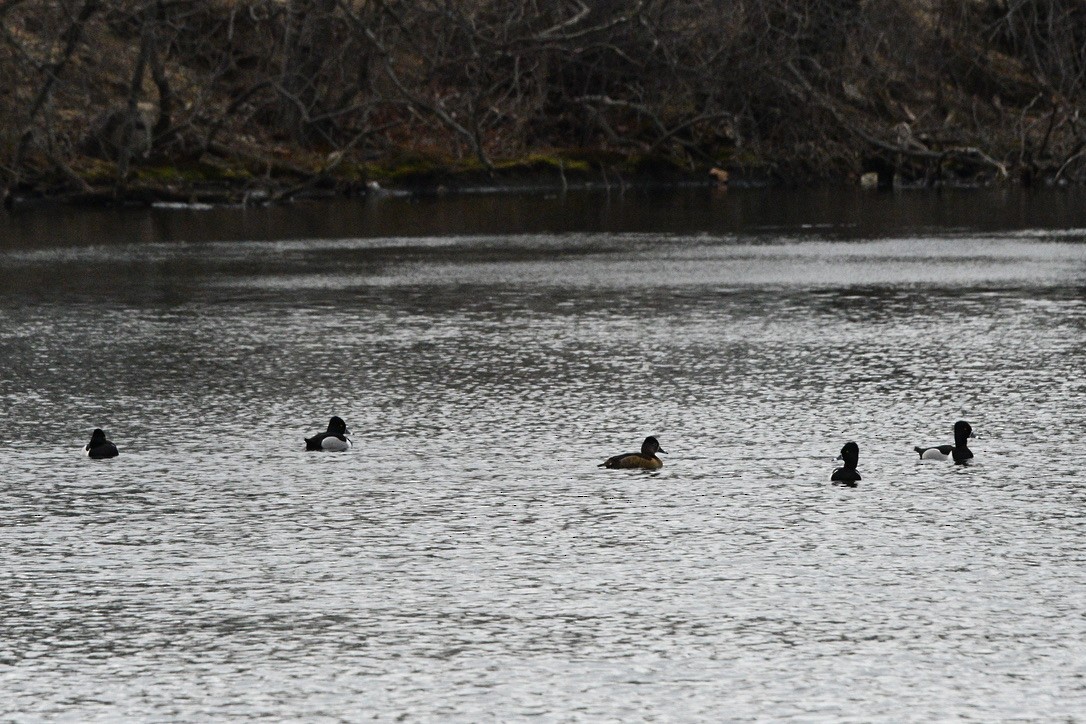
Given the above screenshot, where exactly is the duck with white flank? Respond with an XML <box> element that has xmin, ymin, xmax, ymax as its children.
<box><xmin>915</xmin><ymin>420</ymin><xmax>975</xmax><ymax>462</ymax></box>
<box><xmin>305</xmin><ymin>416</ymin><xmax>352</xmax><ymax>452</ymax></box>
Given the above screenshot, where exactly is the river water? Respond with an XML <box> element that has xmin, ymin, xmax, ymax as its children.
<box><xmin>1</xmin><ymin>188</ymin><xmax>1084</xmax><ymax>720</ymax></box>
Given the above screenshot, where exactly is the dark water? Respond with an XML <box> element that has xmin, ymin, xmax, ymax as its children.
<box><xmin>1</xmin><ymin>188</ymin><xmax>1085</xmax><ymax>720</ymax></box>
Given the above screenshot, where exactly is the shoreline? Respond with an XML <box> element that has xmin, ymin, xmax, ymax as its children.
<box><xmin>1</xmin><ymin>149</ymin><xmax>736</xmax><ymax>210</ymax></box>
<box><xmin>2</xmin><ymin>151</ymin><xmax>1034</xmax><ymax>212</ymax></box>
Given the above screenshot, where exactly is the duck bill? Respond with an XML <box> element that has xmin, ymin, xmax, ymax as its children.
<box><xmin>658</xmin><ymin>448</ymin><xmax>667</xmax><ymax>455</ymax></box>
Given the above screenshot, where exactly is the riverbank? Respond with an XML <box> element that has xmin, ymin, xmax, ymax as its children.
<box><xmin>2</xmin><ymin>149</ymin><xmax>725</xmax><ymax>210</ymax></box>
<box><xmin>3</xmin><ymin>1</ymin><xmax>1085</xmax><ymax>209</ymax></box>
<box><xmin>0</xmin><ymin>143</ymin><xmax>1033</xmax><ymax>211</ymax></box>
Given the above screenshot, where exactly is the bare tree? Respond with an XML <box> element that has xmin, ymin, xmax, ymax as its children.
<box><xmin>2</xmin><ymin>0</ymin><xmax>1085</xmax><ymax>204</ymax></box>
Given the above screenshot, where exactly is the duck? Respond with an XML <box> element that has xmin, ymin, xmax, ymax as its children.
<box><xmin>599</xmin><ymin>436</ymin><xmax>666</xmax><ymax>470</ymax></box>
<box><xmin>830</xmin><ymin>441</ymin><xmax>861</xmax><ymax>486</ymax></box>
<box><xmin>305</xmin><ymin>416</ymin><xmax>352</xmax><ymax>452</ymax></box>
<box><xmin>85</xmin><ymin>428</ymin><xmax>119</xmax><ymax>459</ymax></box>
<box><xmin>914</xmin><ymin>420</ymin><xmax>974</xmax><ymax>462</ymax></box>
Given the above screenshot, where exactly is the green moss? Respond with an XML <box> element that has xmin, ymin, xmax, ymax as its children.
<box><xmin>75</xmin><ymin>158</ymin><xmax>118</xmax><ymax>183</ymax></box>
<box><xmin>717</xmin><ymin>148</ymin><xmax>770</xmax><ymax>171</ymax></box>
<box><xmin>132</xmin><ymin>162</ymin><xmax>253</xmax><ymax>184</ymax></box>
<box><xmin>493</xmin><ymin>154</ymin><xmax>591</xmax><ymax>174</ymax></box>
<box><xmin>133</xmin><ymin>165</ymin><xmax>186</xmax><ymax>182</ymax></box>
<box><xmin>206</xmin><ymin>163</ymin><xmax>253</xmax><ymax>181</ymax></box>
<box><xmin>364</xmin><ymin>150</ymin><xmax>459</xmax><ymax>182</ymax></box>
<box><xmin>365</xmin><ymin>150</ymin><xmax>601</xmax><ymax>187</ymax></box>
<box><xmin>336</xmin><ymin>162</ymin><xmax>369</xmax><ymax>182</ymax></box>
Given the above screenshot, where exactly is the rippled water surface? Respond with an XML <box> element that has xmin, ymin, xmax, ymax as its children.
<box><xmin>1</xmin><ymin>190</ymin><xmax>1085</xmax><ymax>720</ymax></box>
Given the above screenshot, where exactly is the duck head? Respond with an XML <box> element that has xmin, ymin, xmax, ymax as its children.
<box><xmin>327</xmin><ymin>416</ymin><xmax>350</xmax><ymax>436</ymax></box>
<box><xmin>953</xmin><ymin>420</ymin><xmax>974</xmax><ymax>445</ymax></box>
<box><xmin>89</xmin><ymin>428</ymin><xmax>107</xmax><ymax>445</ymax></box>
<box><xmin>836</xmin><ymin>441</ymin><xmax>859</xmax><ymax>468</ymax></box>
<box><xmin>641</xmin><ymin>436</ymin><xmax>666</xmax><ymax>457</ymax></box>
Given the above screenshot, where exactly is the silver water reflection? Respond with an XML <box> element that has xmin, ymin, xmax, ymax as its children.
<box><xmin>1</xmin><ymin>211</ymin><xmax>1085</xmax><ymax>720</ymax></box>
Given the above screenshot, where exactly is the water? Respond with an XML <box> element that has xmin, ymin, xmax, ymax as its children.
<box><xmin>1</xmin><ymin>189</ymin><xmax>1085</xmax><ymax>720</ymax></box>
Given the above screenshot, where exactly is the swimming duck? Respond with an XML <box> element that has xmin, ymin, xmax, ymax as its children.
<box><xmin>599</xmin><ymin>436</ymin><xmax>666</xmax><ymax>470</ymax></box>
<box><xmin>85</xmin><ymin>428</ymin><xmax>119</xmax><ymax>459</ymax></box>
<box><xmin>830</xmin><ymin>441</ymin><xmax>861</xmax><ymax>486</ymax></box>
<box><xmin>305</xmin><ymin>416</ymin><xmax>352</xmax><ymax>452</ymax></box>
<box><xmin>914</xmin><ymin>420</ymin><xmax>974</xmax><ymax>462</ymax></box>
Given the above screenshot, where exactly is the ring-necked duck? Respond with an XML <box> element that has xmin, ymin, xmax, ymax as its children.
<box><xmin>599</xmin><ymin>436</ymin><xmax>666</xmax><ymax>470</ymax></box>
<box><xmin>305</xmin><ymin>416</ymin><xmax>352</xmax><ymax>452</ymax></box>
<box><xmin>914</xmin><ymin>420</ymin><xmax>974</xmax><ymax>462</ymax></box>
<box><xmin>85</xmin><ymin>428</ymin><xmax>119</xmax><ymax>459</ymax></box>
<box><xmin>831</xmin><ymin>441</ymin><xmax>861</xmax><ymax>486</ymax></box>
